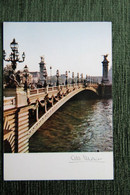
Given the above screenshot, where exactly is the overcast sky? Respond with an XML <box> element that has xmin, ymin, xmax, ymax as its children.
<box><xmin>3</xmin><ymin>22</ymin><xmax>112</xmax><ymax>77</ymax></box>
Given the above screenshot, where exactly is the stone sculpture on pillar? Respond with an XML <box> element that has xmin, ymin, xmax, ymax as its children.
<box><xmin>102</xmin><ymin>54</ymin><xmax>109</xmax><ymax>84</ymax></box>
<box><xmin>39</xmin><ymin>56</ymin><xmax>45</xmax><ymax>86</ymax></box>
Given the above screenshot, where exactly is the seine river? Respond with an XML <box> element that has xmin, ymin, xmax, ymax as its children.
<box><xmin>29</xmin><ymin>91</ymin><xmax>113</xmax><ymax>152</ymax></box>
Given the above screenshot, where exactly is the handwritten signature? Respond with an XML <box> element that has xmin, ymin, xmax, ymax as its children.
<box><xmin>69</xmin><ymin>154</ymin><xmax>104</xmax><ymax>163</ymax></box>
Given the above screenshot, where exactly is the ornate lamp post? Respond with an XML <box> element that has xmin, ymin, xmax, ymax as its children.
<box><xmin>3</xmin><ymin>38</ymin><xmax>25</xmax><ymax>87</ymax></box>
<box><xmin>91</xmin><ymin>77</ymin><xmax>93</xmax><ymax>83</ymax></box>
<box><xmin>43</xmin><ymin>67</ymin><xmax>47</xmax><ymax>87</ymax></box>
<box><xmin>89</xmin><ymin>76</ymin><xmax>91</xmax><ymax>84</ymax></box>
<box><xmin>23</xmin><ymin>65</ymin><xmax>29</xmax><ymax>90</ymax></box>
<box><xmin>65</xmin><ymin>71</ymin><xmax>68</xmax><ymax>86</ymax></box>
<box><xmin>81</xmin><ymin>73</ymin><xmax>83</xmax><ymax>83</ymax></box>
<box><xmin>77</xmin><ymin>73</ymin><xmax>79</xmax><ymax>85</ymax></box>
<box><xmin>86</xmin><ymin>75</ymin><xmax>88</xmax><ymax>82</ymax></box>
<box><xmin>84</xmin><ymin>74</ymin><xmax>87</xmax><ymax>86</ymax></box>
<box><xmin>56</xmin><ymin>69</ymin><xmax>60</xmax><ymax>86</ymax></box>
<box><xmin>50</xmin><ymin>66</ymin><xmax>52</xmax><ymax>86</ymax></box>
<box><xmin>3</xmin><ymin>38</ymin><xmax>25</xmax><ymax>73</ymax></box>
<box><xmin>68</xmin><ymin>70</ymin><xmax>70</xmax><ymax>84</ymax></box>
<box><xmin>72</xmin><ymin>72</ymin><xmax>75</xmax><ymax>85</ymax></box>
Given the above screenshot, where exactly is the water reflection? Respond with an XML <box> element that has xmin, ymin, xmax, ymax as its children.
<box><xmin>29</xmin><ymin>91</ymin><xmax>113</xmax><ymax>152</ymax></box>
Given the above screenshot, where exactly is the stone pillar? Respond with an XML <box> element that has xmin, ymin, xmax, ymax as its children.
<box><xmin>101</xmin><ymin>84</ymin><xmax>112</xmax><ymax>98</ymax></box>
<box><xmin>16</xmin><ymin>88</ymin><xmax>28</xmax><ymax>107</ymax></box>
<box><xmin>4</xmin><ymin>87</ymin><xmax>29</xmax><ymax>153</ymax></box>
<box><xmin>17</xmin><ymin>107</ymin><xmax>29</xmax><ymax>153</ymax></box>
<box><xmin>4</xmin><ymin>87</ymin><xmax>27</xmax><ymax>108</ymax></box>
<box><xmin>102</xmin><ymin>54</ymin><xmax>109</xmax><ymax>84</ymax></box>
<box><xmin>39</xmin><ymin>56</ymin><xmax>46</xmax><ymax>85</ymax></box>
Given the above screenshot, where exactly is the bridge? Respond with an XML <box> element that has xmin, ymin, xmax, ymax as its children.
<box><xmin>3</xmin><ymin>82</ymin><xmax>101</xmax><ymax>153</ymax></box>
<box><xmin>3</xmin><ymin>45</ymin><xmax>112</xmax><ymax>153</ymax></box>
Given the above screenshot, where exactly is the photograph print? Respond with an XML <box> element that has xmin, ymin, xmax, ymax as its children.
<box><xmin>3</xmin><ymin>22</ymin><xmax>112</xmax><ymax>154</ymax></box>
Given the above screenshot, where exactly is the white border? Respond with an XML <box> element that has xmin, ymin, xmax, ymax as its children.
<box><xmin>4</xmin><ymin>152</ymin><xmax>114</xmax><ymax>180</ymax></box>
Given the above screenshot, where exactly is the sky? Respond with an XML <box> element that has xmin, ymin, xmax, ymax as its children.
<box><xmin>3</xmin><ymin>22</ymin><xmax>112</xmax><ymax>77</ymax></box>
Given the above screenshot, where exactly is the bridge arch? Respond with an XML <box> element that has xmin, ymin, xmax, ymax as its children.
<box><xmin>4</xmin><ymin>114</ymin><xmax>16</xmax><ymax>153</ymax></box>
<box><xmin>85</xmin><ymin>87</ymin><xmax>99</xmax><ymax>96</ymax></box>
<box><xmin>4</xmin><ymin>140</ymin><xmax>12</xmax><ymax>153</ymax></box>
<box><xmin>28</xmin><ymin>86</ymin><xmax>99</xmax><ymax>138</ymax></box>
<box><xmin>4</xmin><ymin>131</ymin><xmax>15</xmax><ymax>153</ymax></box>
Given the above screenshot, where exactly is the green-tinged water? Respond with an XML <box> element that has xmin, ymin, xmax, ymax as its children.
<box><xmin>29</xmin><ymin>91</ymin><xmax>113</xmax><ymax>152</ymax></box>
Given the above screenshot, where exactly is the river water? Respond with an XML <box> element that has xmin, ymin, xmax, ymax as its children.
<box><xmin>29</xmin><ymin>91</ymin><xmax>113</xmax><ymax>152</ymax></box>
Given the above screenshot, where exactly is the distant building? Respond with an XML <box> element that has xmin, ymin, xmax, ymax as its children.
<box><xmin>30</xmin><ymin>71</ymin><xmax>40</xmax><ymax>83</ymax></box>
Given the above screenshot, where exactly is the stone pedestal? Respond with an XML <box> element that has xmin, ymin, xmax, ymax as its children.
<box><xmin>17</xmin><ymin>107</ymin><xmax>29</xmax><ymax>153</ymax></box>
<box><xmin>4</xmin><ymin>103</ymin><xmax>29</xmax><ymax>153</ymax></box>
<box><xmin>101</xmin><ymin>84</ymin><xmax>112</xmax><ymax>98</ymax></box>
<box><xmin>4</xmin><ymin>87</ymin><xmax>27</xmax><ymax>108</ymax></box>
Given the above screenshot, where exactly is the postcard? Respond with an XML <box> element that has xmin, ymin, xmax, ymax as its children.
<box><xmin>3</xmin><ymin>22</ymin><xmax>113</xmax><ymax>180</ymax></box>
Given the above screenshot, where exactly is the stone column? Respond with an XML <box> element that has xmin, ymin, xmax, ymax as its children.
<box><xmin>4</xmin><ymin>87</ymin><xmax>29</xmax><ymax>153</ymax></box>
<box><xmin>39</xmin><ymin>56</ymin><xmax>45</xmax><ymax>85</ymax></box>
<box><xmin>17</xmin><ymin>107</ymin><xmax>29</xmax><ymax>153</ymax></box>
<box><xmin>102</xmin><ymin>54</ymin><xmax>109</xmax><ymax>84</ymax></box>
